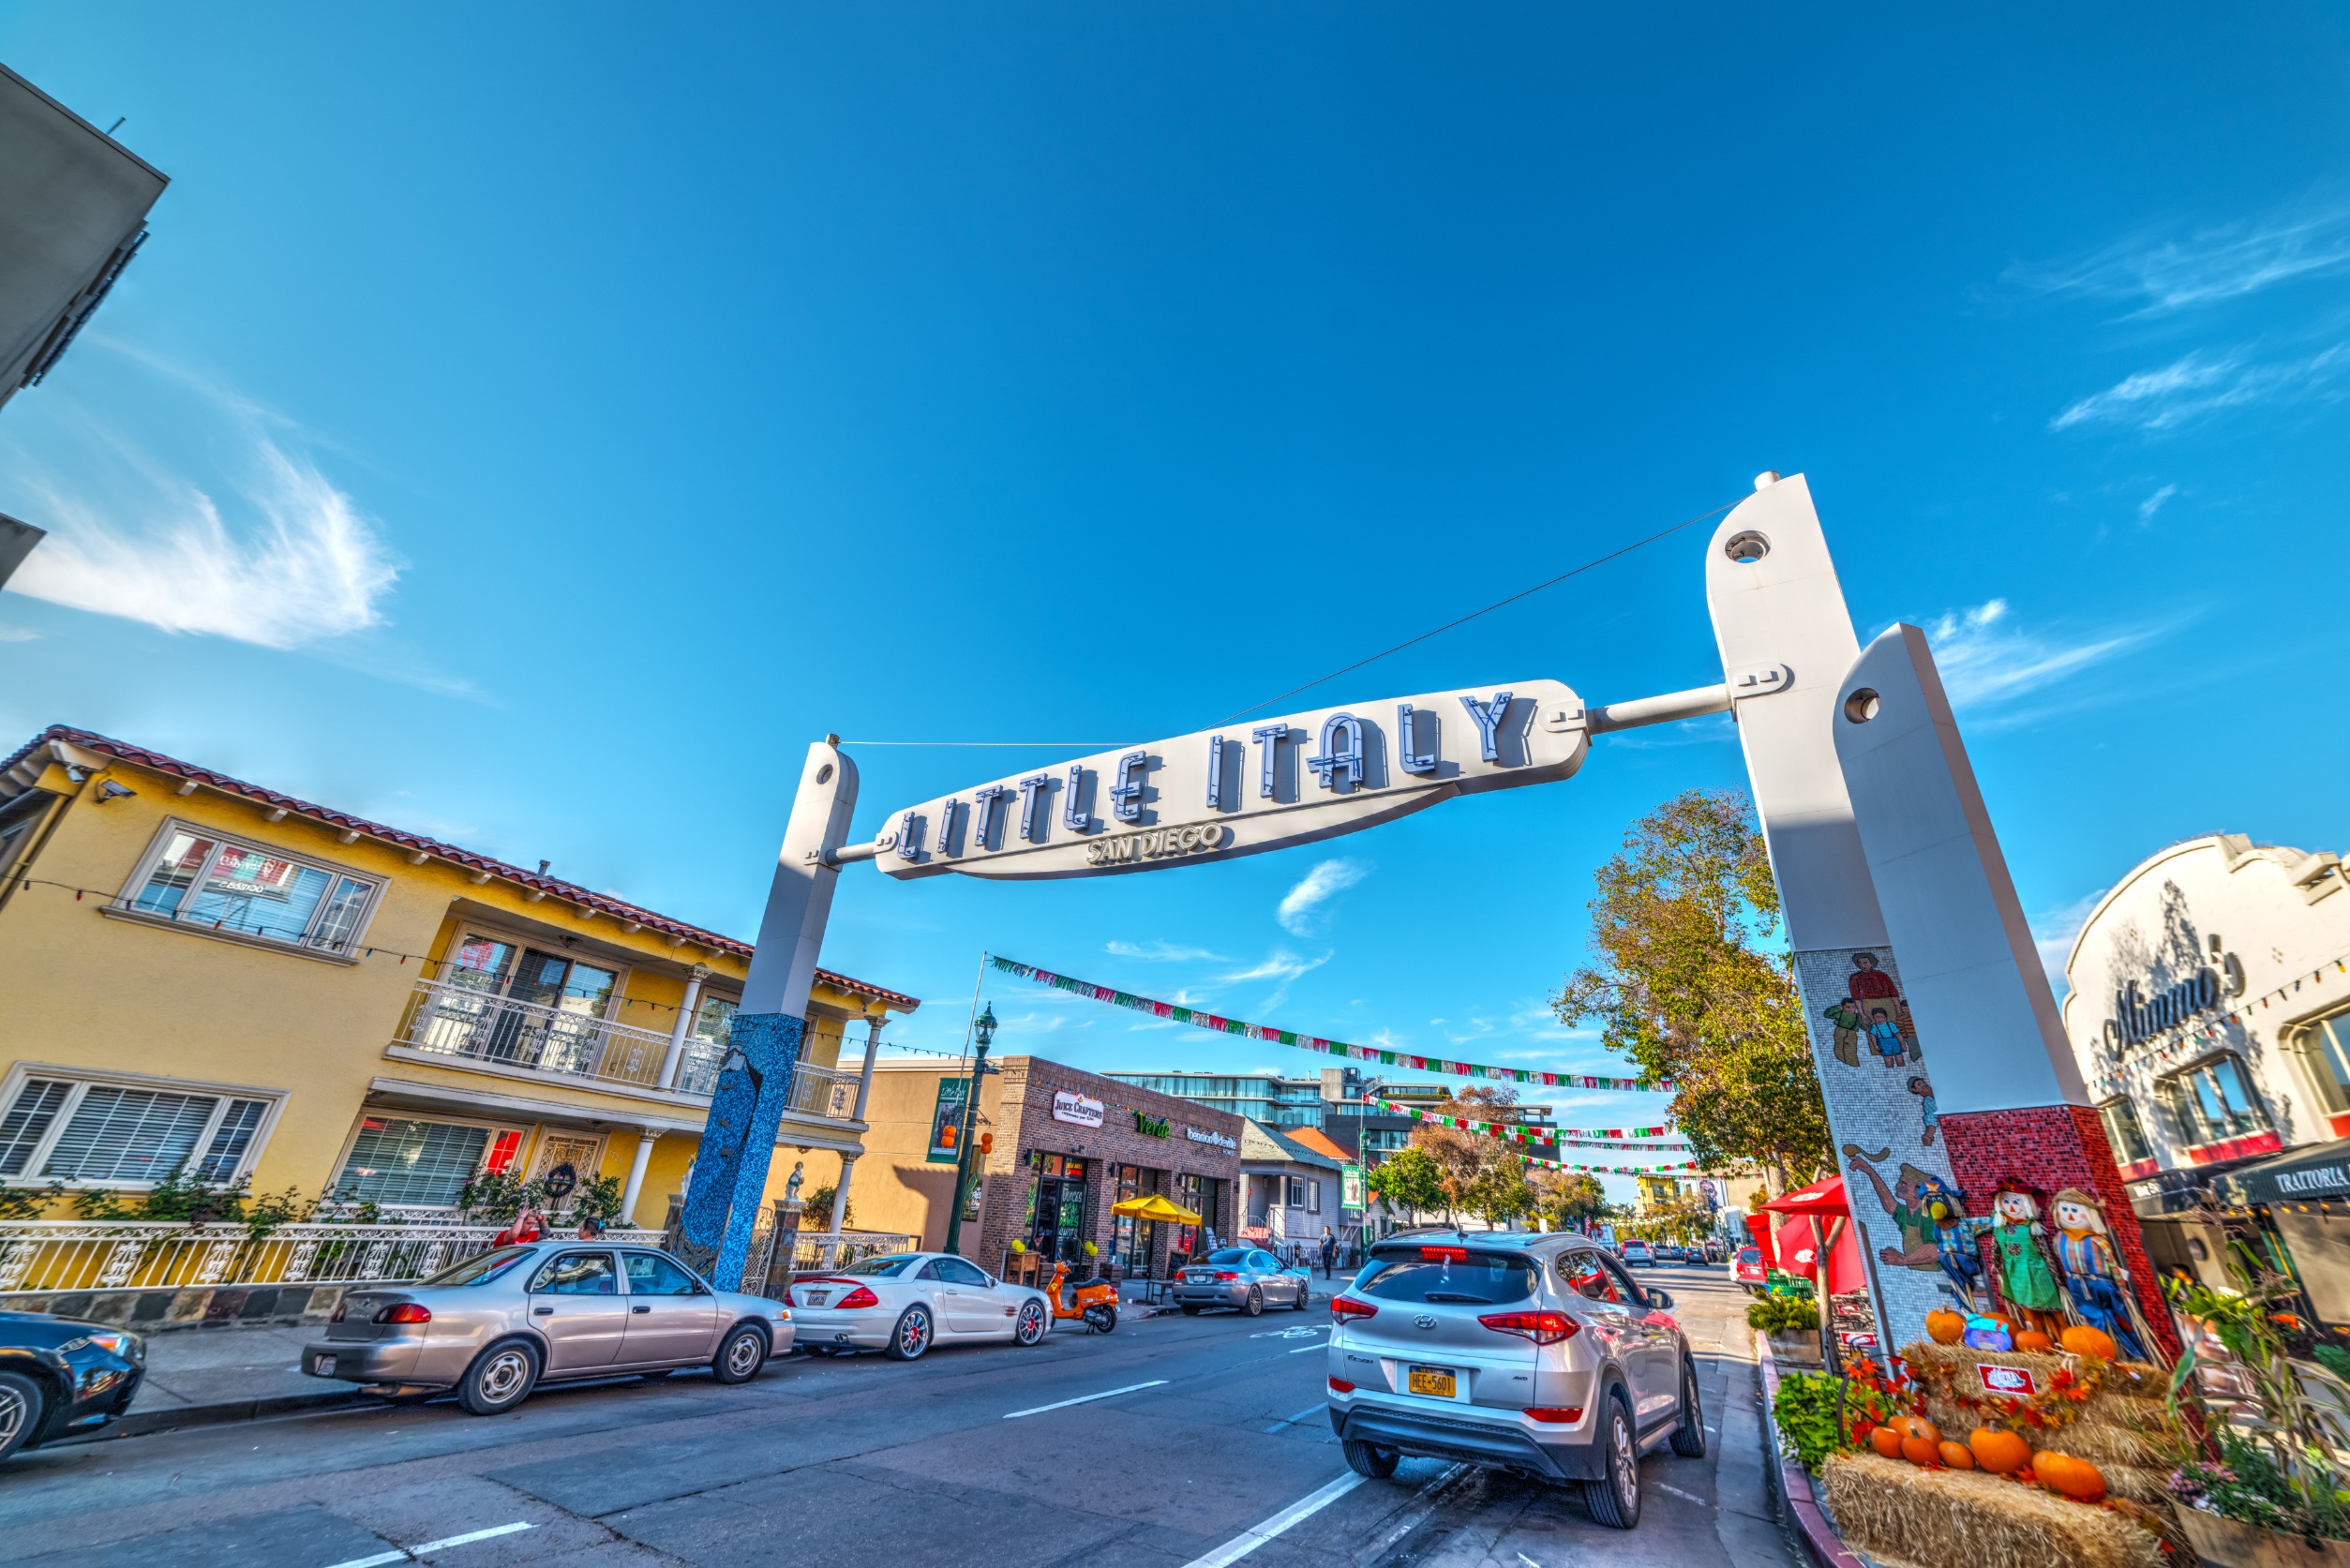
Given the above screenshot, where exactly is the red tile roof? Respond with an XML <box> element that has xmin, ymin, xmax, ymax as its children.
<box><xmin>1</xmin><ymin>724</ymin><xmax>919</xmax><ymax>1010</ymax></box>
<box><xmin>1281</xmin><ymin>1126</ymin><xmax>1353</xmax><ymax>1163</ymax></box>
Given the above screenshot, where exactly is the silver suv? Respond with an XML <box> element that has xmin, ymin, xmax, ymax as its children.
<box><xmin>1325</xmin><ymin>1232</ymin><xmax>1701</xmax><ymax>1529</ymax></box>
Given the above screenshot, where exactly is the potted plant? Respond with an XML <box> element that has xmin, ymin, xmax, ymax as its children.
<box><xmin>1751</xmin><ymin>1292</ymin><xmax>1824</xmax><ymax>1366</ymax></box>
<box><xmin>2163</xmin><ymin>1217</ymin><xmax>2350</xmax><ymax>1566</ymax></box>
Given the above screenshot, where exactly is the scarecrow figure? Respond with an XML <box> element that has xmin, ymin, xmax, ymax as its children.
<box><xmin>1912</xmin><ymin>1172</ymin><xmax>1983</xmax><ymax>1311</ymax></box>
<box><xmin>2050</xmin><ymin>1186</ymin><xmax>2148</xmax><ymax>1362</ymax></box>
<box><xmin>1975</xmin><ymin>1178</ymin><xmax>2071</xmax><ymax>1339</ymax></box>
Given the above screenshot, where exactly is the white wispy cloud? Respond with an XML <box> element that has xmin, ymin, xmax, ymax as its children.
<box><xmin>1277</xmin><ymin>857</ymin><xmax>1371</xmax><ymax>935</ymax></box>
<box><xmin>2</xmin><ymin>348</ymin><xmax>401</xmax><ymax>650</ymax></box>
<box><xmin>1105</xmin><ymin>939</ymin><xmax>1225</xmax><ymax>962</ymax></box>
<box><xmin>2009</xmin><ymin>198</ymin><xmax>2350</xmax><ymax>317</ymax></box>
<box><xmin>1916</xmin><ymin>600</ymin><xmax>2154</xmax><ymax>719</ymax></box>
<box><xmin>2136</xmin><ymin>484</ymin><xmax>2178</xmax><ymax>523</ymax></box>
<box><xmin>2051</xmin><ymin>344</ymin><xmax>2350</xmax><ymax>434</ymax></box>
<box><xmin>0</xmin><ymin>626</ymin><xmax>37</xmax><ymax>643</ymax></box>
<box><xmin>1218</xmin><ymin>950</ymin><xmax>1328</xmax><ymax>987</ymax></box>
<box><xmin>2030</xmin><ymin>890</ymin><xmax>2105</xmax><ymax>999</ymax></box>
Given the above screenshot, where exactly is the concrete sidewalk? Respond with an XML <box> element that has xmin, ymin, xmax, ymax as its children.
<box><xmin>114</xmin><ymin>1323</ymin><xmax>364</xmax><ymax>1436</ymax></box>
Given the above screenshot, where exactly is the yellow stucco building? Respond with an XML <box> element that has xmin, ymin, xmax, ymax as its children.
<box><xmin>0</xmin><ymin>725</ymin><xmax>918</xmax><ymax>1232</ymax></box>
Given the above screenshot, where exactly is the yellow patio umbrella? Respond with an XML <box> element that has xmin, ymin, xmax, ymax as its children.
<box><xmin>1111</xmin><ymin>1193</ymin><xmax>1202</xmax><ymax>1225</ymax></box>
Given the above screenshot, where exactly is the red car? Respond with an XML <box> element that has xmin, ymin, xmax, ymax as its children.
<box><xmin>1732</xmin><ymin>1247</ymin><xmax>1768</xmax><ymax>1293</ymax></box>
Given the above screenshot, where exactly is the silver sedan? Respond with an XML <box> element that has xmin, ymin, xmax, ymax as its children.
<box><xmin>1174</xmin><ymin>1247</ymin><xmax>1314</xmax><ymax>1317</ymax></box>
<box><xmin>300</xmin><ymin>1240</ymin><xmax>792</xmax><ymax>1415</ymax></box>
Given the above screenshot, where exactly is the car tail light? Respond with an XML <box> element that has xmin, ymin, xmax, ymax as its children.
<box><xmin>1214</xmin><ymin>1271</ymin><xmax>1238</xmax><ymax>1281</ymax></box>
<box><xmin>1329</xmin><ymin>1296</ymin><xmax>1378</xmax><ymax>1322</ymax></box>
<box><xmin>835</xmin><ymin>1286</ymin><xmax>880</xmax><ymax>1309</ymax></box>
<box><xmin>372</xmin><ymin>1303</ymin><xmax>431</xmax><ymax>1324</ymax></box>
<box><xmin>1525</xmin><ymin>1406</ymin><xmax>1583</xmax><ymax>1424</ymax></box>
<box><xmin>1478</xmin><ymin>1309</ymin><xmax>1576</xmax><ymax>1345</ymax></box>
<box><xmin>1419</xmin><ymin>1246</ymin><xmax>1470</xmax><ymax>1263</ymax></box>
<box><xmin>1328</xmin><ymin>1377</ymin><xmax>1355</xmax><ymax>1394</ymax></box>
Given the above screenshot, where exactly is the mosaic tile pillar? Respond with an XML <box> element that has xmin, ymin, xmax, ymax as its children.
<box><xmin>675</xmin><ymin>1011</ymin><xmax>803</xmax><ymax>1286</ymax></box>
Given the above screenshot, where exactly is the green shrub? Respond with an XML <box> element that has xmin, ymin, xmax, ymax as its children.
<box><xmin>1773</xmin><ymin>1371</ymin><xmax>1849</xmax><ymax>1473</ymax></box>
<box><xmin>1748</xmin><ymin>1294</ymin><xmax>1820</xmax><ymax>1333</ymax></box>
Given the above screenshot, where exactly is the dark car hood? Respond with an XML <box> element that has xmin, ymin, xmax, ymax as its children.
<box><xmin>0</xmin><ymin>1310</ymin><xmax>112</xmax><ymax>1344</ymax></box>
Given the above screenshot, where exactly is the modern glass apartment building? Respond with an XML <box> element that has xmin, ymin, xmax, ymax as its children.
<box><xmin>1105</xmin><ymin>1070</ymin><xmax>1334</xmax><ymax>1128</ymax></box>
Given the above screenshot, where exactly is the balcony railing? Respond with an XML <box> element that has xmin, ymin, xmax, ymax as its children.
<box><xmin>0</xmin><ymin>1219</ymin><xmax>666</xmax><ymax>1294</ymax></box>
<box><xmin>393</xmin><ymin>979</ymin><xmax>861</xmax><ymax>1121</ymax></box>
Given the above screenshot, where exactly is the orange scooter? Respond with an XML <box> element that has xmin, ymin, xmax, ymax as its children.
<box><xmin>1044</xmin><ymin>1261</ymin><xmax>1119</xmax><ymax>1334</ymax></box>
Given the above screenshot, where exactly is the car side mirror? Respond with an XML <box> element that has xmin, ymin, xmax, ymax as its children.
<box><xmin>1647</xmin><ymin>1290</ymin><xmax>1673</xmax><ymax>1309</ymax></box>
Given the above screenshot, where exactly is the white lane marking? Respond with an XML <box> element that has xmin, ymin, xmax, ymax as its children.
<box><xmin>415</xmin><ymin>1522</ymin><xmax>535</xmax><ymax>1553</ymax></box>
<box><xmin>1364</xmin><ymin>1463</ymin><xmax>1470</xmax><ymax>1555</ymax></box>
<box><xmin>1181</xmin><ymin>1471</ymin><xmax>1366</xmax><ymax>1567</ymax></box>
<box><xmin>1655</xmin><ymin>1482</ymin><xmax>1714</xmax><ymax>1508</ymax></box>
<box><xmin>1003</xmin><ymin>1379</ymin><xmax>1168</xmax><ymax>1419</ymax></box>
<box><xmin>322</xmin><ymin>1521</ymin><xmax>535</xmax><ymax>1568</ymax></box>
<box><xmin>1519</xmin><ymin>1555</ymin><xmax>1543</xmax><ymax>1568</ymax></box>
<box><xmin>1287</xmin><ymin>1341</ymin><xmax>1328</xmax><ymax>1353</ymax></box>
<box><xmin>1250</xmin><ymin>1325</ymin><xmax>1327</xmax><ymax>1339</ymax></box>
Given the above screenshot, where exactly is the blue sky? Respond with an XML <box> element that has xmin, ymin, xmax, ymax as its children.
<box><xmin>5</xmin><ymin>7</ymin><xmax>2348</xmax><ymax>1194</ymax></box>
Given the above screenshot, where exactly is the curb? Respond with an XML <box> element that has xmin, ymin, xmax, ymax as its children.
<box><xmin>97</xmin><ymin>1387</ymin><xmax>374</xmax><ymax>1441</ymax></box>
<box><xmin>1754</xmin><ymin>1330</ymin><xmax>1868</xmax><ymax>1568</ymax></box>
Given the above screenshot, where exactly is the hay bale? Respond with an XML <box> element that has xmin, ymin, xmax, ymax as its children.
<box><xmin>1900</xmin><ymin>1340</ymin><xmax>2176</xmax><ymax>1466</ymax></box>
<box><xmin>1819</xmin><ymin>1452</ymin><xmax>2162</xmax><ymax>1568</ymax></box>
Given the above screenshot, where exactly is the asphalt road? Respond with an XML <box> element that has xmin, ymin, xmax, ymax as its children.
<box><xmin>0</xmin><ymin>1260</ymin><xmax>1799</xmax><ymax>1568</ymax></box>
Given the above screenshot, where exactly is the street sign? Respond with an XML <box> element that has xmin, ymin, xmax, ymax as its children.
<box><xmin>876</xmin><ymin>679</ymin><xmax>1592</xmax><ymax>880</ymax></box>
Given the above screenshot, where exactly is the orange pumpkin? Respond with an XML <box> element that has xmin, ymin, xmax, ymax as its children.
<box><xmin>2059</xmin><ymin>1324</ymin><xmax>2118</xmax><ymax>1361</ymax></box>
<box><xmin>1938</xmin><ymin>1441</ymin><xmax>1977</xmax><ymax>1470</ymax></box>
<box><xmin>1968</xmin><ymin>1426</ymin><xmax>2031</xmax><ymax>1474</ymax></box>
<box><xmin>1925</xmin><ymin>1307</ymin><xmax>1967</xmax><ymax>1345</ymax></box>
<box><xmin>2013</xmin><ymin>1329</ymin><xmax>2054</xmax><ymax>1352</ymax></box>
<box><xmin>2033</xmin><ymin>1449</ymin><xmax>2106</xmax><ymax>1503</ymax></box>
<box><xmin>1893</xmin><ymin>1414</ymin><xmax>1943</xmax><ymax>1466</ymax></box>
<box><xmin>1901</xmin><ymin>1434</ymin><xmax>1941</xmax><ymax>1466</ymax></box>
<box><xmin>1871</xmin><ymin>1424</ymin><xmax>1906</xmax><ymax>1460</ymax></box>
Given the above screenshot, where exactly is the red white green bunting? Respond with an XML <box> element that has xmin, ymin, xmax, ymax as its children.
<box><xmin>990</xmin><ymin>954</ymin><xmax>1667</xmax><ymax>1093</ymax></box>
<box><xmin>1365</xmin><ymin>1096</ymin><xmax>1695</xmax><ymax>1168</ymax></box>
<box><xmin>1362</xmin><ymin>1094</ymin><xmax>1681</xmax><ymax>1144</ymax></box>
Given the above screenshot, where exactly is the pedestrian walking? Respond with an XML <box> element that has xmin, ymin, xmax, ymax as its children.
<box><xmin>1319</xmin><ymin>1226</ymin><xmax>1336</xmax><ymax>1279</ymax></box>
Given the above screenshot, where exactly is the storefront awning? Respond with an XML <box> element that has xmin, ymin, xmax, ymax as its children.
<box><xmin>1113</xmin><ymin>1194</ymin><xmax>1203</xmax><ymax>1224</ymax></box>
<box><xmin>2212</xmin><ymin>1138</ymin><xmax>2350</xmax><ymax>1207</ymax></box>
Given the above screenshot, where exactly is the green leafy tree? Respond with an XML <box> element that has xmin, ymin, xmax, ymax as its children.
<box><xmin>1466</xmin><ymin>1155</ymin><xmax>1537</xmax><ymax>1228</ymax></box>
<box><xmin>1533</xmin><ymin>1170</ymin><xmax>1609</xmax><ymax>1232</ymax></box>
<box><xmin>1367</xmin><ymin>1146</ymin><xmax>1446</xmax><ymax>1223</ymax></box>
<box><xmin>1554</xmin><ymin>789</ymin><xmax>1832</xmax><ymax>1190</ymax></box>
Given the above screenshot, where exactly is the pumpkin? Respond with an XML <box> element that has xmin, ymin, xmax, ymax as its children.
<box><xmin>1894</xmin><ymin>1414</ymin><xmax>1941</xmax><ymax>1444</ymax></box>
<box><xmin>2059</xmin><ymin>1324</ymin><xmax>2118</xmax><ymax>1361</ymax></box>
<box><xmin>1900</xmin><ymin>1433</ymin><xmax>1941</xmax><ymax>1466</ymax></box>
<box><xmin>1925</xmin><ymin>1307</ymin><xmax>1967</xmax><ymax>1345</ymax></box>
<box><xmin>1968</xmin><ymin>1426</ymin><xmax>2031</xmax><ymax>1474</ymax></box>
<box><xmin>1938</xmin><ymin>1441</ymin><xmax>1976</xmax><ymax>1470</ymax></box>
<box><xmin>1871</xmin><ymin>1424</ymin><xmax>1906</xmax><ymax>1460</ymax></box>
<box><xmin>2013</xmin><ymin>1329</ymin><xmax>2054</xmax><ymax>1352</ymax></box>
<box><xmin>2033</xmin><ymin>1449</ymin><xmax>2107</xmax><ymax>1503</ymax></box>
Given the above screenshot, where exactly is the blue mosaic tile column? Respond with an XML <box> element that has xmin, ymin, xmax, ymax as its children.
<box><xmin>677</xmin><ymin>1010</ymin><xmax>802</xmax><ymax>1286</ymax></box>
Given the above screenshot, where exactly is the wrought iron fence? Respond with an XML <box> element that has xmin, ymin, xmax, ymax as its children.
<box><xmin>0</xmin><ymin>1220</ymin><xmax>666</xmax><ymax>1294</ymax></box>
<box><xmin>719</xmin><ymin>1225</ymin><xmax>920</xmax><ymax>1293</ymax></box>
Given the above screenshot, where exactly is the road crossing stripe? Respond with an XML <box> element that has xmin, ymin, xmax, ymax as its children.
<box><xmin>320</xmin><ymin>1520</ymin><xmax>534</xmax><ymax>1567</ymax></box>
<box><xmin>1179</xmin><ymin>1471</ymin><xmax>1366</xmax><ymax>1567</ymax></box>
<box><xmin>1002</xmin><ymin>1379</ymin><xmax>1168</xmax><ymax>1419</ymax></box>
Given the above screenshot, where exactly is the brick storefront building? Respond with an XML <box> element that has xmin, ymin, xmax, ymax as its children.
<box><xmin>850</xmin><ymin>1056</ymin><xmax>1242</xmax><ymax>1284</ymax></box>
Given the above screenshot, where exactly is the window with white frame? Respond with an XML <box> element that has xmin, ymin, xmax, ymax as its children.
<box><xmin>119</xmin><ymin>821</ymin><xmax>383</xmax><ymax>955</ymax></box>
<box><xmin>333</xmin><ymin>1114</ymin><xmax>527</xmax><ymax>1208</ymax></box>
<box><xmin>1285</xmin><ymin>1174</ymin><xmax>1307</xmax><ymax>1207</ymax></box>
<box><xmin>0</xmin><ymin>1072</ymin><xmax>279</xmax><ymax>1187</ymax></box>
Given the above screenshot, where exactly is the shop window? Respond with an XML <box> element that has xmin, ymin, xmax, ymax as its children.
<box><xmin>335</xmin><ymin>1115</ymin><xmax>525</xmax><ymax>1208</ymax></box>
<box><xmin>2156</xmin><ymin>1056</ymin><xmax>2271</xmax><ymax>1149</ymax></box>
<box><xmin>2295</xmin><ymin>1010</ymin><xmax>2350</xmax><ymax>1116</ymax></box>
<box><xmin>0</xmin><ymin>1072</ymin><xmax>277</xmax><ymax>1187</ymax></box>
<box><xmin>2098</xmin><ymin>1098</ymin><xmax>2154</xmax><ymax>1167</ymax></box>
<box><xmin>120</xmin><ymin>822</ymin><xmax>382</xmax><ymax>955</ymax></box>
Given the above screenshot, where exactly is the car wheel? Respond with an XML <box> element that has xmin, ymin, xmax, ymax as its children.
<box><xmin>0</xmin><ymin>1371</ymin><xmax>43</xmax><ymax>1463</ymax></box>
<box><xmin>1579</xmin><ymin>1391</ymin><xmax>1642</xmax><ymax>1530</ymax></box>
<box><xmin>712</xmin><ymin>1324</ymin><xmax>769</xmax><ymax>1384</ymax></box>
<box><xmin>886</xmin><ymin>1304</ymin><xmax>934</xmax><ymax>1361</ymax></box>
<box><xmin>1342</xmin><ymin>1437</ymin><xmax>1400</xmax><ymax>1479</ymax></box>
<box><xmin>1670</xmin><ymin>1359</ymin><xmax>1706</xmax><ymax>1457</ymax></box>
<box><xmin>1015</xmin><ymin>1299</ymin><xmax>1048</xmax><ymax>1346</ymax></box>
<box><xmin>1294</xmin><ymin>1281</ymin><xmax>1310</xmax><ymax>1311</ymax></box>
<box><xmin>457</xmin><ymin>1340</ymin><xmax>540</xmax><ymax>1417</ymax></box>
<box><xmin>1243</xmin><ymin>1287</ymin><xmax>1265</xmax><ymax>1318</ymax></box>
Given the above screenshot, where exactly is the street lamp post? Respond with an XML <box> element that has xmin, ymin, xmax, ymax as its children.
<box><xmin>942</xmin><ymin>1003</ymin><xmax>996</xmax><ymax>1259</ymax></box>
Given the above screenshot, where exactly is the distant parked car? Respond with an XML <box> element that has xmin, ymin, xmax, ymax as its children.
<box><xmin>1732</xmin><ymin>1247</ymin><xmax>1769</xmax><ymax>1293</ymax></box>
<box><xmin>1701</xmin><ymin>1240</ymin><xmax>1726</xmax><ymax>1265</ymax></box>
<box><xmin>1619</xmin><ymin>1240</ymin><xmax>1654</xmax><ymax>1267</ymax></box>
<box><xmin>787</xmin><ymin>1251</ymin><xmax>1053</xmax><ymax>1358</ymax></box>
<box><xmin>1175</xmin><ymin>1247</ymin><xmax>1312</xmax><ymax>1316</ymax></box>
<box><xmin>0</xmin><ymin>1312</ymin><xmax>143</xmax><ymax>1462</ymax></box>
<box><xmin>1654</xmin><ymin>1245</ymin><xmax>1684</xmax><ymax>1264</ymax></box>
<box><xmin>302</xmin><ymin>1241</ymin><xmax>789</xmax><ymax>1414</ymax></box>
<box><xmin>1326</xmin><ymin>1233</ymin><xmax>1701</xmax><ymax>1529</ymax></box>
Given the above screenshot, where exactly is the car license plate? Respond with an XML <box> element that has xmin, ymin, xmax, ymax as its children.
<box><xmin>803</xmin><ymin>1290</ymin><xmax>829</xmax><ymax>1307</ymax></box>
<box><xmin>313</xmin><ymin>1354</ymin><xmax>337</xmax><ymax>1377</ymax></box>
<box><xmin>1408</xmin><ymin>1366</ymin><xmax>1456</xmax><ymax>1398</ymax></box>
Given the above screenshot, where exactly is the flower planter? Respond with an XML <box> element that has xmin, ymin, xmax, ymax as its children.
<box><xmin>2178</xmin><ymin>1509</ymin><xmax>2350</xmax><ymax>1568</ymax></box>
<box><xmin>1767</xmin><ymin>1330</ymin><xmax>1823</xmax><ymax>1367</ymax></box>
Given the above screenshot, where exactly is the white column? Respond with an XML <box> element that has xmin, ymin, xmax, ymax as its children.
<box><xmin>621</xmin><ymin>1127</ymin><xmax>661</xmax><ymax>1223</ymax></box>
<box><xmin>657</xmin><ymin>964</ymin><xmax>710</xmax><ymax>1090</ymax></box>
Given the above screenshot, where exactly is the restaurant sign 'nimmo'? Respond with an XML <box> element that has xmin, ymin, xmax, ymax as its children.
<box><xmin>876</xmin><ymin>679</ymin><xmax>1592</xmax><ymax>881</ymax></box>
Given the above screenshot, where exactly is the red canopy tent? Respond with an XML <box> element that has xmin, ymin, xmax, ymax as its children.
<box><xmin>1762</xmin><ymin>1175</ymin><xmax>1866</xmax><ymax>1298</ymax></box>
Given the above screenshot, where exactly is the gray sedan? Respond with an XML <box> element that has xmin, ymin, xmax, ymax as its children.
<box><xmin>1174</xmin><ymin>1247</ymin><xmax>1313</xmax><ymax>1316</ymax></box>
<box><xmin>301</xmin><ymin>1240</ymin><xmax>792</xmax><ymax>1414</ymax></box>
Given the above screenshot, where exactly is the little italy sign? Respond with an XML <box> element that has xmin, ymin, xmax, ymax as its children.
<box><xmin>876</xmin><ymin>679</ymin><xmax>1592</xmax><ymax>880</ymax></box>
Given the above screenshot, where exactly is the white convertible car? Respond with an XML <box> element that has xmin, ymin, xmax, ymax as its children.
<box><xmin>786</xmin><ymin>1251</ymin><xmax>1055</xmax><ymax>1359</ymax></box>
